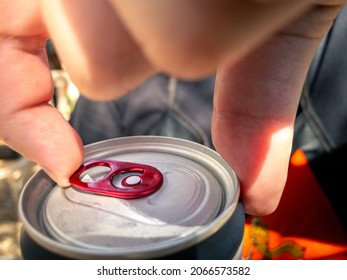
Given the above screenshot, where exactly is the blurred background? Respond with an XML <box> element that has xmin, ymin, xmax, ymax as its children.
<box><xmin>0</xmin><ymin>41</ymin><xmax>79</xmax><ymax>259</ymax></box>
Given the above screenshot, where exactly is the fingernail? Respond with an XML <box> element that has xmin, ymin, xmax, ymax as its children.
<box><xmin>42</xmin><ymin>168</ymin><xmax>70</xmax><ymax>187</ymax></box>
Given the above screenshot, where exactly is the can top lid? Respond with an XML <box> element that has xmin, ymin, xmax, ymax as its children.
<box><xmin>19</xmin><ymin>136</ymin><xmax>239</xmax><ymax>259</ymax></box>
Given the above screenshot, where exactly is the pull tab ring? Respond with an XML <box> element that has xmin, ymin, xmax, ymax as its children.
<box><xmin>69</xmin><ymin>159</ymin><xmax>163</xmax><ymax>198</ymax></box>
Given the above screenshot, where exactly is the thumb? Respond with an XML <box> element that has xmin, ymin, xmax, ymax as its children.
<box><xmin>212</xmin><ymin>31</ymin><xmax>320</xmax><ymax>215</ymax></box>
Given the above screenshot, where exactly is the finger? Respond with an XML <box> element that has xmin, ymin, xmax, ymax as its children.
<box><xmin>112</xmin><ymin>0</ymin><xmax>312</xmax><ymax>79</ymax></box>
<box><xmin>38</xmin><ymin>0</ymin><xmax>155</xmax><ymax>100</ymax></box>
<box><xmin>0</xmin><ymin>37</ymin><xmax>83</xmax><ymax>186</ymax></box>
<box><xmin>212</xmin><ymin>6</ymin><xmax>340</xmax><ymax>215</ymax></box>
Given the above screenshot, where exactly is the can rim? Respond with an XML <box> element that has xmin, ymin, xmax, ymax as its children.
<box><xmin>18</xmin><ymin>136</ymin><xmax>240</xmax><ymax>259</ymax></box>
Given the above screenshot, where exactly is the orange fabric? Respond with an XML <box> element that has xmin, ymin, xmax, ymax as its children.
<box><xmin>242</xmin><ymin>149</ymin><xmax>347</xmax><ymax>260</ymax></box>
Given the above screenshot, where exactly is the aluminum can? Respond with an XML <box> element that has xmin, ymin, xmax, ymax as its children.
<box><xmin>18</xmin><ymin>136</ymin><xmax>244</xmax><ymax>259</ymax></box>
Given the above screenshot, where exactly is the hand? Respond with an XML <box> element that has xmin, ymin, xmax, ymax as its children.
<box><xmin>1</xmin><ymin>0</ymin><xmax>344</xmax><ymax>215</ymax></box>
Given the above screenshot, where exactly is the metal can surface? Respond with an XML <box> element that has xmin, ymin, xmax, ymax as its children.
<box><xmin>18</xmin><ymin>136</ymin><xmax>244</xmax><ymax>259</ymax></box>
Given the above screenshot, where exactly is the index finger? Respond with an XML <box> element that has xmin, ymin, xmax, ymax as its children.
<box><xmin>0</xmin><ymin>0</ymin><xmax>83</xmax><ymax>186</ymax></box>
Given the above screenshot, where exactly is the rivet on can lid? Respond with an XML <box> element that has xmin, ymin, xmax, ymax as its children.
<box><xmin>125</xmin><ymin>175</ymin><xmax>141</xmax><ymax>185</ymax></box>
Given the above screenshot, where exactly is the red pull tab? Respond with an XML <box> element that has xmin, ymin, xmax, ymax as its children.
<box><xmin>69</xmin><ymin>159</ymin><xmax>163</xmax><ymax>198</ymax></box>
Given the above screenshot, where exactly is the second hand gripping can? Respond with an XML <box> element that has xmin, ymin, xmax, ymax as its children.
<box><xmin>18</xmin><ymin>136</ymin><xmax>244</xmax><ymax>259</ymax></box>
